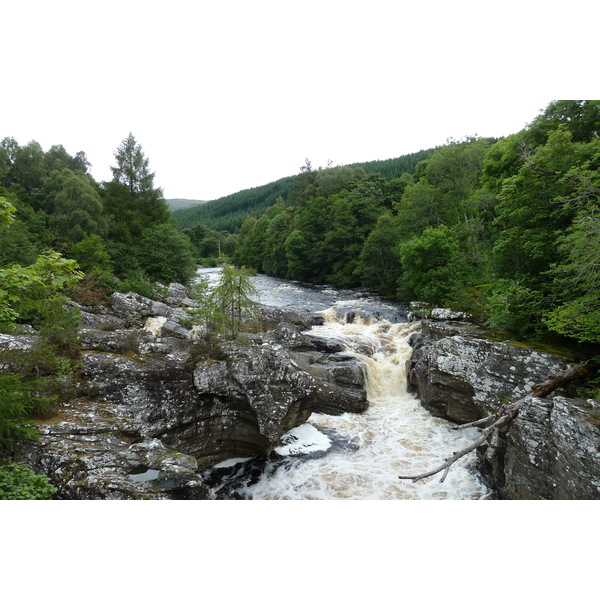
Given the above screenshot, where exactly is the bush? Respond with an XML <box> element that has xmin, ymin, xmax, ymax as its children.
<box><xmin>114</xmin><ymin>269</ymin><xmax>157</xmax><ymax>299</ymax></box>
<box><xmin>0</xmin><ymin>463</ymin><xmax>57</xmax><ymax>499</ymax></box>
<box><xmin>137</xmin><ymin>223</ymin><xmax>197</xmax><ymax>285</ymax></box>
<box><xmin>0</xmin><ymin>372</ymin><xmax>51</xmax><ymax>453</ymax></box>
<box><xmin>485</xmin><ymin>280</ymin><xmax>546</xmax><ymax>340</ymax></box>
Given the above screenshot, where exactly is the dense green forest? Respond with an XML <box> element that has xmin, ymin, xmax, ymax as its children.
<box><xmin>173</xmin><ymin>149</ymin><xmax>433</xmax><ymax>233</ymax></box>
<box><xmin>0</xmin><ymin>132</ymin><xmax>198</xmax><ymax>303</ymax></box>
<box><xmin>223</xmin><ymin>101</ymin><xmax>599</xmax><ymax>351</ymax></box>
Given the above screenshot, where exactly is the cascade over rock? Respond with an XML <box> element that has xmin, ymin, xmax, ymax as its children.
<box><xmin>407</xmin><ymin>311</ymin><xmax>600</xmax><ymax>499</ymax></box>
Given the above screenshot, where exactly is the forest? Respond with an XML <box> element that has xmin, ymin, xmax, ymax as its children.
<box><xmin>214</xmin><ymin>101</ymin><xmax>598</xmax><ymax>352</ymax></box>
<box><xmin>0</xmin><ymin>132</ymin><xmax>199</xmax><ymax>304</ymax></box>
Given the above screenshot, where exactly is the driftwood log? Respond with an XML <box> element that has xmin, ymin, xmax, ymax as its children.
<box><xmin>398</xmin><ymin>362</ymin><xmax>591</xmax><ymax>483</ymax></box>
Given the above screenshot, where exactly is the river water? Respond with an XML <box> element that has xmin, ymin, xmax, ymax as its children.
<box><xmin>198</xmin><ymin>269</ymin><xmax>492</xmax><ymax>500</ymax></box>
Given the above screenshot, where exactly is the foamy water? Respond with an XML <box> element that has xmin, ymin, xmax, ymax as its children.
<box><xmin>232</xmin><ymin>310</ymin><xmax>491</xmax><ymax>500</ymax></box>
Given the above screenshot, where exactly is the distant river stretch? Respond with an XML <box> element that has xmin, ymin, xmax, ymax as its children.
<box><xmin>198</xmin><ymin>268</ymin><xmax>492</xmax><ymax>500</ymax></box>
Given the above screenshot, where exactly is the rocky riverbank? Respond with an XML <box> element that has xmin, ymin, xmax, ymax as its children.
<box><xmin>3</xmin><ymin>287</ymin><xmax>598</xmax><ymax>499</ymax></box>
<box><xmin>3</xmin><ymin>285</ymin><xmax>367</xmax><ymax>499</ymax></box>
<box><xmin>406</xmin><ymin>305</ymin><xmax>600</xmax><ymax>499</ymax></box>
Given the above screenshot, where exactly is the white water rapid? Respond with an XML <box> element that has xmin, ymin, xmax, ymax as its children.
<box><xmin>235</xmin><ymin>306</ymin><xmax>491</xmax><ymax>500</ymax></box>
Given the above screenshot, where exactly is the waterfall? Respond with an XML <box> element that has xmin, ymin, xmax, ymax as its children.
<box><xmin>234</xmin><ymin>308</ymin><xmax>491</xmax><ymax>500</ymax></box>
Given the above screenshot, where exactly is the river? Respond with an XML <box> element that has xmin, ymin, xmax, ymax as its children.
<box><xmin>198</xmin><ymin>268</ymin><xmax>492</xmax><ymax>500</ymax></box>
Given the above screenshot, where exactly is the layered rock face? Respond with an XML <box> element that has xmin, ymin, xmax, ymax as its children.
<box><xmin>407</xmin><ymin>316</ymin><xmax>600</xmax><ymax>499</ymax></box>
<box><xmin>5</xmin><ymin>286</ymin><xmax>366</xmax><ymax>499</ymax></box>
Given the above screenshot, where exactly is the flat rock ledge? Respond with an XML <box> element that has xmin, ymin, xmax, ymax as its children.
<box><xmin>407</xmin><ymin>315</ymin><xmax>600</xmax><ymax>500</ymax></box>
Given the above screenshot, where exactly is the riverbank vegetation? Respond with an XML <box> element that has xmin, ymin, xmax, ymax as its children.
<box><xmin>214</xmin><ymin>101</ymin><xmax>598</xmax><ymax>355</ymax></box>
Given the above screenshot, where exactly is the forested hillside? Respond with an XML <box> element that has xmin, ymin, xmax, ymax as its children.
<box><xmin>229</xmin><ymin>101</ymin><xmax>600</xmax><ymax>350</ymax></box>
<box><xmin>172</xmin><ymin>149</ymin><xmax>433</xmax><ymax>233</ymax></box>
<box><xmin>166</xmin><ymin>198</ymin><xmax>208</xmax><ymax>211</ymax></box>
<box><xmin>174</xmin><ymin>175</ymin><xmax>299</xmax><ymax>232</ymax></box>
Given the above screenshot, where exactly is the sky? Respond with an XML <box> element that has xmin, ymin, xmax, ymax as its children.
<box><xmin>3</xmin><ymin>0</ymin><xmax>598</xmax><ymax>201</ymax></box>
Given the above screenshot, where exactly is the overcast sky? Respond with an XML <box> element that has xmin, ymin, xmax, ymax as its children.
<box><xmin>3</xmin><ymin>0</ymin><xmax>598</xmax><ymax>200</ymax></box>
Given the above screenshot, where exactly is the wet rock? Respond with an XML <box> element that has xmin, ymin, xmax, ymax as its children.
<box><xmin>15</xmin><ymin>399</ymin><xmax>209</xmax><ymax>500</ymax></box>
<box><xmin>408</xmin><ymin>302</ymin><xmax>471</xmax><ymax>322</ymax></box>
<box><xmin>0</xmin><ymin>332</ymin><xmax>38</xmax><ymax>353</ymax></box>
<box><xmin>3</xmin><ymin>284</ymin><xmax>333</xmax><ymax>498</ymax></box>
<box><xmin>259</xmin><ymin>305</ymin><xmax>324</xmax><ymax>331</ymax></box>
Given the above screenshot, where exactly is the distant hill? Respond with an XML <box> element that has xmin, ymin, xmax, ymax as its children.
<box><xmin>173</xmin><ymin>148</ymin><xmax>435</xmax><ymax>232</ymax></box>
<box><xmin>166</xmin><ymin>198</ymin><xmax>210</xmax><ymax>212</ymax></box>
<box><xmin>173</xmin><ymin>176</ymin><xmax>298</xmax><ymax>232</ymax></box>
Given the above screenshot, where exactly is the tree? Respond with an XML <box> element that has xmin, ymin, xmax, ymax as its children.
<box><xmin>70</xmin><ymin>234</ymin><xmax>114</xmax><ymax>279</ymax></box>
<box><xmin>110</xmin><ymin>132</ymin><xmax>156</xmax><ymax>195</ymax></box>
<box><xmin>137</xmin><ymin>223</ymin><xmax>197</xmax><ymax>285</ymax></box>
<box><xmin>103</xmin><ymin>133</ymin><xmax>171</xmax><ymax>244</ymax></box>
<box><xmin>213</xmin><ymin>264</ymin><xmax>261</xmax><ymax>340</ymax></box>
<box><xmin>188</xmin><ymin>263</ymin><xmax>261</xmax><ymax>342</ymax></box>
<box><xmin>543</xmin><ymin>194</ymin><xmax>600</xmax><ymax>343</ymax></box>
<box><xmin>46</xmin><ymin>168</ymin><xmax>108</xmax><ymax>246</ymax></box>
<box><xmin>0</xmin><ymin>196</ymin><xmax>83</xmax><ymax>324</ymax></box>
<box><xmin>355</xmin><ymin>213</ymin><xmax>403</xmax><ymax>296</ymax></box>
<box><xmin>397</xmin><ymin>225</ymin><xmax>468</xmax><ymax>304</ymax></box>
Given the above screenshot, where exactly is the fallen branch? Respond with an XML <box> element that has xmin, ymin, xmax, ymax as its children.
<box><xmin>398</xmin><ymin>361</ymin><xmax>591</xmax><ymax>483</ymax></box>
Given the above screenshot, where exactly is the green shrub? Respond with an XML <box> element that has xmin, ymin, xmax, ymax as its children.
<box><xmin>0</xmin><ymin>372</ymin><xmax>51</xmax><ymax>452</ymax></box>
<box><xmin>114</xmin><ymin>269</ymin><xmax>157</xmax><ymax>299</ymax></box>
<box><xmin>0</xmin><ymin>463</ymin><xmax>57</xmax><ymax>500</ymax></box>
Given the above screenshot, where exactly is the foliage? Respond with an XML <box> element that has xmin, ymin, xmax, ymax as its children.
<box><xmin>187</xmin><ymin>264</ymin><xmax>261</xmax><ymax>343</ymax></box>
<box><xmin>0</xmin><ymin>195</ymin><xmax>16</xmax><ymax>227</ymax></box>
<box><xmin>174</xmin><ymin>176</ymin><xmax>298</xmax><ymax>232</ymax></box>
<box><xmin>485</xmin><ymin>280</ymin><xmax>548</xmax><ymax>340</ymax></box>
<box><xmin>35</xmin><ymin>294</ymin><xmax>81</xmax><ymax>355</ymax></box>
<box><xmin>113</xmin><ymin>269</ymin><xmax>158</xmax><ymax>299</ymax></box>
<box><xmin>0</xmin><ymin>462</ymin><xmax>57</xmax><ymax>500</ymax></box>
<box><xmin>173</xmin><ymin>151</ymin><xmax>432</xmax><ymax>233</ymax></box>
<box><xmin>397</xmin><ymin>225</ymin><xmax>469</xmax><ymax>304</ymax></box>
<box><xmin>0</xmin><ymin>249</ymin><xmax>83</xmax><ymax>324</ymax></box>
<box><xmin>0</xmin><ymin>372</ymin><xmax>52</xmax><ymax>453</ymax></box>
<box><xmin>136</xmin><ymin>223</ymin><xmax>197</xmax><ymax>285</ymax></box>
<box><xmin>102</xmin><ymin>133</ymin><xmax>171</xmax><ymax>247</ymax></box>
<box><xmin>70</xmin><ymin>234</ymin><xmax>114</xmax><ymax>283</ymax></box>
<box><xmin>45</xmin><ymin>168</ymin><xmax>108</xmax><ymax>247</ymax></box>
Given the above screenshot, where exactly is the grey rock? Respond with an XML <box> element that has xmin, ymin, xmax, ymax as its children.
<box><xmin>408</xmin><ymin>317</ymin><xmax>600</xmax><ymax>499</ymax></box>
